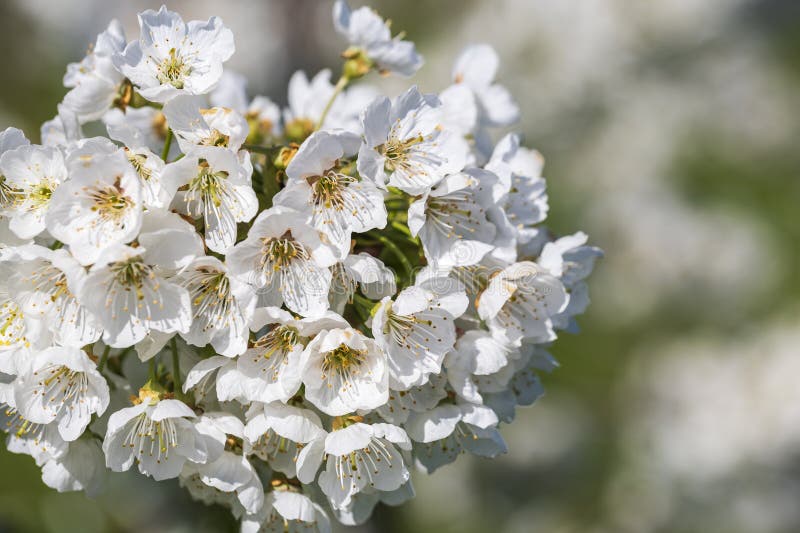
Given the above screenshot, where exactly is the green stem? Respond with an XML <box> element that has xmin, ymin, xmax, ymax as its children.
<box><xmin>374</xmin><ymin>233</ymin><xmax>413</xmax><ymax>278</ymax></box>
<box><xmin>97</xmin><ymin>345</ymin><xmax>111</xmax><ymax>373</ymax></box>
<box><xmin>170</xmin><ymin>337</ymin><xmax>183</xmax><ymax>399</ymax></box>
<box><xmin>148</xmin><ymin>358</ymin><xmax>157</xmax><ymax>381</ymax></box>
<box><xmin>161</xmin><ymin>129</ymin><xmax>173</xmax><ymax>161</ymax></box>
<box><xmin>315</xmin><ymin>76</ymin><xmax>349</xmax><ymax>131</ymax></box>
<box><xmin>50</xmin><ymin>240</ymin><xmax>63</xmax><ymax>250</ymax></box>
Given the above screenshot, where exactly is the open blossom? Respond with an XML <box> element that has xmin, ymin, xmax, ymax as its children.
<box><xmin>227</xmin><ymin>206</ymin><xmax>337</xmax><ymax>317</ymax></box>
<box><xmin>408</xmin><ymin>169</ymin><xmax>498</xmax><ymax>268</ymax></box>
<box><xmin>176</xmin><ymin>256</ymin><xmax>254</xmax><ymax>357</ymax></box>
<box><xmin>236</xmin><ymin>308</ymin><xmax>348</xmax><ymax>403</ymax></box>
<box><xmin>62</xmin><ymin>20</ymin><xmax>126</xmax><ymax>123</ymax></box>
<box><xmin>452</xmin><ymin>44</ymin><xmax>520</xmax><ymax>128</ymax></box>
<box><xmin>46</xmin><ymin>144</ymin><xmax>142</xmax><ymax>266</ymax></box>
<box><xmin>113</xmin><ymin>6</ymin><xmax>235</xmax><ymax>103</ymax></box>
<box><xmin>8</xmin><ymin>245</ymin><xmax>102</xmax><ymax>347</ymax></box>
<box><xmin>163</xmin><ymin>95</ymin><xmax>248</xmax><ymax>153</ymax></box>
<box><xmin>300</xmin><ymin>328</ymin><xmax>388</xmax><ymax>416</ymax></box>
<box><xmin>244</xmin><ymin>402</ymin><xmax>326</xmax><ymax>478</ymax></box>
<box><xmin>329</xmin><ymin>253</ymin><xmax>396</xmax><ymax>314</ymax></box>
<box><xmin>0</xmin><ymin>5</ymin><xmax>601</xmax><ymax>529</ymax></box>
<box><xmin>358</xmin><ymin>86</ymin><xmax>468</xmax><ymax>194</ymax></box>
<box><xmin>77</xmin><ymin>213</ymin><xmax>202</xmax><ymax>348</ymax></box>
<box><xmin>477</xmin><ymin>261</ymin><xmax>569</xmax><ymax>345</ymax></box>
<box><xmin>241</xmin><ymin>489</ymin><xmax>332</xmax><ymax>533</ymax></box>
<box><xmin>162</xmin><ymin>145</ymin><xmax>257</xmax><ymax>253</ymax></box>
<box><xmin>275</xmin><ymin>130</ymin><xmax>386</xmax><ymax>259</ymax></box>
<box><xmin>333</xmin><ymin>1</ymin><xmax>423</xmax><ymax>77</ymax></box>
<box><xmin>0</xmin><ymin>145</ymin><xmax>67</xmax><ymax>239</ymax></box>
<box><xmin>312</xmin><ymin>422</ymin><xmax>411</xmax><ymax>509</ymax></box>
<box><xmin>372</xmin><ymin>281</ymin><xmax>468</xmax><ymax>389</ymax></box>
<box><xmin>406</xmin><ymin>402</ymin><xmax>506</xmax><ymax>473</ymax></box>
<box><xmin>13</xmin><ymin>346</ymin><xmax>109</xmax><ymax>441</ymax></box>
<box><xmin>103</xmin><ymin>396</ymin><xmax>207</xmax><ymax>480</ymax></box>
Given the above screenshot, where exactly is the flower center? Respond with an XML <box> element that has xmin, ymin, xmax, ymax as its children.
<box><xmin>380</xmin><ymin>134</ymin><xmax>426</xmax><ymax>172</ymax></box>
<box><xmin>187</xmin><ymin>162</ymin><xmax>229</xmax><ymax>210</ymax></box>
<box><xmin>184</xmin><ymin>267</ymin><xmax>234</xmax><ymax>329</ymax></box>
<box><xmin>110</xmin><ymin>258</ymin><xmax>152</xmax><ymax>290</ymax></box>
<box><xmin>123</xmin><ymin>413</ymin><xmax>180</xmax><ymax>461</ymax></box>
<box><xmin>126</xmin><ymin>151</ymin><xmax>152</xmax><ymax>181</ymax></box>
<box><xmin>88</xmin><ymin>179</ymin><xmax>134</xmax><ymax>222</ymax></box>
<box><xmin>157</xmin><ymin>48</ymin><xmax>190</xmax><ymax>89</ymax></box>
<box><xmin>33</xmin><ymin>364</ymin><xmax>89</xmax><ymax>416</ymax></box>
<box><xmin>260</xmin><ymin>234</ymin><xmax>309</xmax><ymax>273</ymax></box>
<box><xmin>321</xmin><ymin>343</ymin><xmax>366</xmax><ymax>377</ymax></box>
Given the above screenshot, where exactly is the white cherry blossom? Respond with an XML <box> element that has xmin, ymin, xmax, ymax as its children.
<box><xmin>333</xmin><ymin>1</ymin><xmax>423</xmax><ymax>77</ymax></box>
<box><xmin>226</xmin><ymin>206</ymin><xmax>337</xmax><ymax>317</ymax></box>
<box><xmin>103</xmin><ymin>396</ymin><xmax>207</xmax><ymax>480</ymax></box>
<box><xmin>162</xmin><ymin>145</ymin><xmax>257</xmax><ymax>253</ymax></box>
<box><xmin>358</xmin><ymin>86</ymin><xmax>468</xmax><ymax>194</ymax></box>
<box><xmin>301</xmin><ymin>328</ymin><xmax>388</xmax><ymax>416</ymax></box>
<box><xmin>113</xmin><ymin>6</ymin><xmax>235</xmax><ymax>103</ymax></box>
<box><xmin>275</xmin><ymin>130</ymin><xmax>386</xmax><ymax>259</ymax></box>
<box><xmin>13</xmin><ymin>346</ymin><xmax>109</xmax><ymax>441</ymax></box>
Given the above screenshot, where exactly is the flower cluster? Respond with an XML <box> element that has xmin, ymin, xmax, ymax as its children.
<box><xmin>0</xmin><ymin>3</ymin><xmax>601</xmax><ymax>530</ymax></box>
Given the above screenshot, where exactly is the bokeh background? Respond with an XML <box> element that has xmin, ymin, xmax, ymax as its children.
<box><xmin>2</xmin><ymin>1</ymin><xmax>799</xmax><ymax>532</ymax></box>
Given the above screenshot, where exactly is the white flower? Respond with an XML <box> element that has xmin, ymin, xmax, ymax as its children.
<box><xmin>104</xmin><ymin>113</ymin><xmax>171</xmax><ymax>210</ymax></box>
<box><xmin>408</xmin><ymin>169</ymin><xmax>498</xmax><ymax>268</ymax></box>
<box><xmin>181</xmin><ymin>413</ymin><xmax>264</xmax><ymax>515</ymax></box>
<box><xmin>315</xmin><ymin>422</ymin><xmax>411</xmax><ymax>509</ymax></box>
<box><xmin>0</xmin><ymin>260</ymin><xmax>47</xmax><ymax>373</ymax></box>
<box><xmin>62</xmin><ymin>20</ymin><xmax>127</xmax><ymax>123</ymax></box>
<box><xmin>405</xmin><ymin>403</ymin><xmax>506</xmax><ymax>473</ymax></box>
<box><xmin>13</xmin><ymin>346</ymin><xmax>109</xmax><ymax>441</ymax></box>
<box><xmin>226</xmin><ymin>206</ymin><xmax>337</xmax><ymax>317</ymax></box>
<box><xmin>537</xmin><ymin>231</ymin><xmax>603</xmax><ymax>331</ymax></box>
<box><xmin>162</xmin><ymin>145</ymin><xmax>257</xmax><ymax>253</ymax></box>
<box><xmin>40</xmin><ymin>105</ymin><xmax>82</xmax><ymax>149</ymax></box>
<box><xmin>0</xmin><ymin>381</ymin><xmax>68</xmax><ymax>464</ymax></box>
<box><xmin>77</xmin><ymin>213</ymin><xmax>202</xmax><ymax>348</ymax></box>
<box><xmin>46</xmin><ymin>143</ymin><xmax>142</xmax><ymax>265</ymax></box>
<box><xmin>300</xmin><ymin>327</ymin><xmax>388</xmax><ymax>416</ymax></box>
<box><xmin>176</xmin><ymin>256</ymin><xmax>254</xmax><ymax>357</ymax></box>
<box><xmin>241</xmin><ymin>489</ymin><xmax>331</xmax><ymax>533</ymax></box>
<box><xmin>452</xmin><ymin>44</ymin><xmax>520</xmax><ymax>128</ymax></box>
<box><xmin>376</xmin><ymin>373</ymin><xmax>448</xmax><ymax>425</ymax></box>
<box><xmin>8</xmin><ymin>244</ymin><xmax>102</xmax><ymax>346</ymax></box>
<box><xmin>329</xmin><ymin>253</ymin><xmax>396</xmax><ymax>315</ymax></box>
<box><xmin>243</xmin><ymin>402</ymin><xmax>326</xmax><ymax>478</ymax></box>
<box><xmin>237</xmin><ymin>308</ymin><xmax>347</xmax><ymax>403</ymax></box>
<box><xmin>486</xmin><ymin>133</ymin><xmax>549</xmax><ymax>247</ymax></box>
<box><xmin>41</xmin><ymin>438</ymin><xmax>106</xmax><ymax>496</ymax></box>
<box><xmin>283</xmin><ymin>70</ymin><xmax>378</xmax><ymax>138</ymax></box>
<box><xmin>477</xmin><ymin>261</ymin><xmax>568</xmax><ymax>345</ymax></box>
<box><xmin>113</xmin><ymin>6</ymin><xmax>235</xmax><ymax>103</ymax></box>
<box><xmin>445</xmin><ymin>330</ymin><xmax>519</xmax><ymax>404</ymax></box>
<box><xmin>104</xmin><ymin>106</ymin><xmax>169</xmax><ymax>155</ymax></box>
<box><xmin>358</xmin><ymin>86</ymin><xmax>468</xmax><ymax>194</ymax></box>
<box><xmin>103</xmin><ymin>396</ymin><xmax>207</xmax><ymax>480</ymax></box>
<box><xmin>274</xmin><ymin>130</ymin><xmax>387</xmax><ymax>259</ymax></box>
<box><xmin>333</xmin><ymin>1</ymin><xmax>423</xmax><ymax>77</ymax></box>
<box><xmin>163</xmin><ymin>95</ymin><xmax>248</xmax><ymax>153</ymax></box>
<box><xmin>0</xmin><ymin>144</ymin><xmax>67</xmax><ymax>239</ymax></box>
<box><xmin>372</xmin><ymin>281</ymin><xmax>468</xmax><ymax>389</ymax></box>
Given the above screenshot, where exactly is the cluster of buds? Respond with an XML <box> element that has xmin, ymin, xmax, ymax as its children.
<box><xmin>0</xmin><ymin>3</ymin><xmax>601</xmax><ymax>530</ymax></box>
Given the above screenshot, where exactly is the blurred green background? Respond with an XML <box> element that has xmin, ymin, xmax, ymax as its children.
<box><xmin>2</xmin><ymin>1</ymin><xmax>800</xmax><ymax>532</ymax></box>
